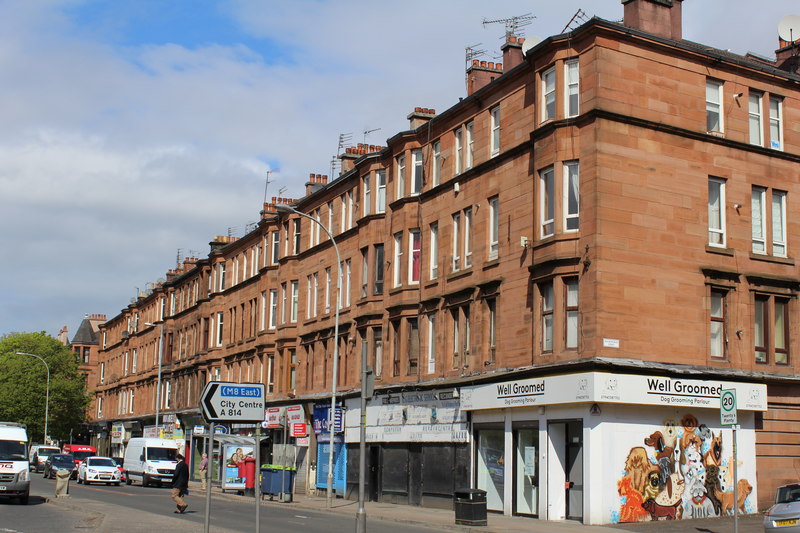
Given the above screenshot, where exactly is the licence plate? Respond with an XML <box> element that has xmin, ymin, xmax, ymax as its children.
<box><xmin>0</xmin><ymin>486</ymin><xmax>6</xmax><ymax>491</ymax></box>
<box><xmin>776</xmin><ymin>519</ymin><xmax>799</xmax><ymax>526</ymax></box>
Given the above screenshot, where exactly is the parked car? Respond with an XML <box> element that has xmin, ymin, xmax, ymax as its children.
<box><xmin>43</xmin><ymin>454</ymin><xmax>77</xmax><ymax>479</ymax></box>
<box><xmin>764</xmin><ymin>482</ymin><xmax>800</xmax><ymax>532</ymax></box>
<box><xmin>29</xmin><ymin>445</ymin><xmax>60</xmax><ymax>472</ymax></box>
<box><xmin>111</xmin><ymin>457</ymin><xmax>126</xmax><ymax>482</ymax></box>
<box><xmin>77</xmin><ymin>456</ymin><xmax>121</xmax><ymax>486</ymax></box>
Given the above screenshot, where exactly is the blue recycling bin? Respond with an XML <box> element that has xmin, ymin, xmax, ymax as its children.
<box><xmin>260</xmin><ymin>465</ymin><xmax>296</xmax><ymax>496</ymax></box>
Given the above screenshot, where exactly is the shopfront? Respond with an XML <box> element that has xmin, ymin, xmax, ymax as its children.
<box><xmin>343</xmin><ymin>388</ymin><xmax>469</xmax><ymax>508</ymax></box>
<box><xmin>461</xmin><ymin>371</ymin><xmax>767</xmax><ymax>525</ymax></box>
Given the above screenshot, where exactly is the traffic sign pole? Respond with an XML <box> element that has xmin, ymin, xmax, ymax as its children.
<box><xmin>204</xmin><ymin>422</ymin><xmax>214</xmax><ymax>533</ymax></box>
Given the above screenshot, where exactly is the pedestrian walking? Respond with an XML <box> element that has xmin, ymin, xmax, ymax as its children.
<box><xmin>199</xmin><ymin>453</ymin><xmax>208</xmax><ymax>492</ymax></box>
<box><xmin>171</xmin><ymin>453</ymin><xmax>189</xmax><ymax>514</ymax></box>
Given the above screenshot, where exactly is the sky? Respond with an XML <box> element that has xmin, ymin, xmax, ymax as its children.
<box><xmin>1</xmin><ymin>0</ymin><xmax>797</xmax><ymax>340</ymax></box>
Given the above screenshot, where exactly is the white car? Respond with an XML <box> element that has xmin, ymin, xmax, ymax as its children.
<box><xmin>77</xmin><ymin>456</ymin><xmax>121</xmax><ymax>486</ymax></box>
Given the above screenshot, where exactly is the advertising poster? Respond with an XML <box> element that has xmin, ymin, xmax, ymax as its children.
<box><xmin>222</xmin><ymin>444</ymin><xmax>254</xmax><ymax>490</ymax></box>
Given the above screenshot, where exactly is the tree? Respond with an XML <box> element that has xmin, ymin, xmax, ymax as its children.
<box><xmin>0</xmin><ymin>332</ymin><xmax>90</xmax><ymax>443</ymax></box>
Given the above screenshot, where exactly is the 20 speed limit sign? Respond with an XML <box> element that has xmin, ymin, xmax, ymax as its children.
<box><xmin>720</xmin><ymin>389</ymin><xmax>737</xmax><ymax>426</ymax></box>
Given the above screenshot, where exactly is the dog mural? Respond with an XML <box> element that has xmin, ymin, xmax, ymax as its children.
<box><xmin>615</xmin><ymin>413</ymin><xmax>753</xmax><ymax>523</ymax></box>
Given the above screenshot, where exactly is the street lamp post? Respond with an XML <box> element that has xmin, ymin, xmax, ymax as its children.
<box><xmin>16</xmin><ymin>352</ymin><xmax>50</xmax><ymax>444</ymax></box>
<box><xmin>275</xmin><ymin>204</ymin><xmax>344</xmax><ymax>513</ymax></box>
<box><xmin>144</xmin><ymin>322</ymin><xmax>165</xmax><ymax>430</ymax></box>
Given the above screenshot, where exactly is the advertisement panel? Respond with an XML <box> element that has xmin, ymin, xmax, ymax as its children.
<box><xmin>222</xmin><ymin>444</ymin><xmax>254</xmax><ymax>491</ymax></box>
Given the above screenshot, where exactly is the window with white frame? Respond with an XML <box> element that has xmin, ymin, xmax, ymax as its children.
<box><xmin>131</xmin><ymin>348</ymin><xmax>137</xmax><ymax>373</ymax></box>
<box><xmin>463</xmin><ymin>207</ymin><xmax>473</xmax><ymax>268</ymax></box>
<box><xmin>280</xmin><ymin>282</ymin><xmax>287</xmax><ymax>324</ymax></box>
<box><xmin>411</xmin><ymin>149</ymin><xmax>423</xmax><ymax>195</ymax></box>
<box><xmin>455</xmin><ymin>128</ymin><xmax>463</xmax><ymax>174</ymax></box>
<box><xmin>564</xmin><ymin>161</ymin><xmax>579</xmax><ymax>231</ymax></box>
<box><xmin>345</xmin><ymin>259</ymin><xmax>351</xmax><ymax>307</ymax></box>
<box><xmin>486</xmin><ymin>297</ymin><xmax>497</xmax><ymax>363</ymax></box>
<box><xmin>290</xmin><ymin>280</ymin><xmax>299</xmax><ymax>322</ymax></box>
<box><xmin>268</xmin><ymin>289</ymin><xmax>277</xmax><ymax>329</ymax></box>
<box><xmin>373</xmin><ymin>327</ymin><xmax>383</xmax><ymax>378</ymax></box>
<box><xmin>752</xmin><ymin>186</ymin><xmax>767</xmax><ymax>253</ymax></box>
<box><xmin>97</xmin><ymin>396</ymin><xmax>103</xmax><ymax>418</ymax></box>
<box><xmin>710</xmin><ymin>289</ymin><xmax>727</xmax><ymax>359</ymax></box>
<box><xmin>490</xmin><ymin>106</ymin><xmax>500</xmax><ymax>157</ymax></box>
<box><xmin>376</xmin><ymin>170</ymin><xmax>386</xmax><ymax>213</ymax></box>
<box><xmin>283</xmin><ymin>221</ymin><xmax>290</xmax><ymax>257</ymax></box>
<box><xmin>409</xmin><ymin>228</ymin><xmax>421</xmax><ymax>284</ymax></box>
<box><xmin>429</xmin><ymin>222</ymin><xmax>439</xmax><ymax>279</ymax></box>
<box><xmin>769</xmin><ymin>96</ymin><xmax>783</xmax><ymax>150</ymax></box>
<box><xmin>361</xmin><ymin>247</ymin><xmax>369</xmax><ymax>298</ymax></box>
<box><xmin>749</xmin><ymin>91</ymin><xmax>763</xmax><ymax>146</ymax></box>
<box><xmin>266</xmin><ymin>354</ymin><xmax>275</xmax><ymax>393</ymax></box>
<box><xmin>347</xmin><ymin>190</ymin><xmax>354</xmax><ymax>229</ymax></box>
<box><xmin>565</xmin><ymin>59</ymin><xmax>579</xmax><ymax>117</ymax></box>
<box><xmin>362</xmin><ymin>174</ymin><xmax>371</xmax><ymax>217</ymax></box>
<box><xmin>216</xmin><ymin>311</ymin><xmax>224</xmax><ymax>346</ymax></box>
<box><xmin>772</xmin><ymin>190</ymin><xmax>787</xmax><ymax>257</ymax></box>
<box><xmin>100</xmin><ymin>362</ymin><xmax>105</xmax><ymax>384</ymax></box>
<box><xmin>260</xmin><ymin>291</ymin><xmax>267</xmax><ymax>330</ymax></box>
<box><xmin>312</xmin><ymin>272</ymin><xmax>318</xmax><ymax>317</ymax></box>
<box><xmin>306</xmin><ymin>275</ymin><xmax>313</xmax><ymax>319</ymax></box>
<box><xmin>271</xmin><ymin>230</ymin><xmax>280</xmax><ymax>264</ymax></box>
<box><xmin>432</xmin><ymin>141</ymin><xmax>441</xmax><ymax>186</ymax></box>
<box><xmin>325</xmin><ymin>267</ymin><xmax>331</xmax><ymax>313</ymax></box>
<box><xmin>708</xmin><ymin>177</ymin><xmax>726</xmax><ymax>247</ymax></box>
<box><xmin>541</xmin><ymin>282</ymin><xmax>553</xmax><ymax>352</ymax></box>
<box><xmin>327</xmin><ymin>201</ymin><xmax>334</xmax><ymax>236</ymax></box>
<box><xmin>393</xmin><ymin>232</ymin><xmax>403</xmax><ymax>287</ymax></box>
<box><xmin>340</xmin><ymin>193</ymin><xmax>347</xmax><ymax>233</ymax></box>
<box><xmin>396</xmin><ymin>154</ymin><xmax>406</xmax><ymax>200</ymax></box>
<box><xmin>452</xmin><ymin>212</ymin><xmax>461</xmax><ymax>271</ymax></box>
<box><xmin>374</xmin><ymin>244</ymin><xmax>384</xmax><ymax>295</ymax></box>
<box><xmin>540</xmin><ymin>166</ymin><xmax>555</xmax><ymax>238</ymax></box>
<box><xmin>706</xmin><ymin>79</ymin><xmax>723</xmax><ymax>133</ymax></box>
<box><xmin>426</xmin><ymin>312</ymin><xmax>436</xmax><ymax>374</ymax></box>
<box><xmin>488</xmin><ymin>196</ymin><xmax>499</xmax><ymax>260</ymax></box>
<box><xmin>543</xmin><ymin>66</ymin><xmax>556</xmax><ymax>121</ymax></box>
<box><xmin>565</xmin><ymin>278</ymin><xmax>579</xmax><ymax>349</ymax></box>
<box><xmin>465</xmin><ymin>121</ymin><xmax>474</xmax><ymax>169</ymax></box>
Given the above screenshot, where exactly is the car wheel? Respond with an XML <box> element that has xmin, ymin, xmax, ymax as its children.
<box><xmin>142</xmin><ymin>474</ymin><xmax>150</xmax><ymax>487</ymax></box>
<box><xmin>125</xmin><ymin>474</ymin><xmax>132</xmax><ymax>486</ymax></box>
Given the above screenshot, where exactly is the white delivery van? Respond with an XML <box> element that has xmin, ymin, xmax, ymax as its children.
<box><xmin>0</xmin><ymin>422</ymin><xmax>30</xmax><ymax>504</ymax></box>
<box><xmin>123</xmin><ymin>438</ymin><xmax>179</xmax><ymax>487</ymax></box>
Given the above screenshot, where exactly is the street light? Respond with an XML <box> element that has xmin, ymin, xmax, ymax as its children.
<box><xmin>16</xmin><ymin>352</ymin><xmax>50</xmax><ymax>444</ymax></box>
<box><xmin>144</xmin><ymin>322</ymin><xmax>164</xmax><ymax>430</ymax></box>
<box><xmin>275</xmin><ymin>203</ymin><xmax>344</xmax><ymax>513</ymax></box>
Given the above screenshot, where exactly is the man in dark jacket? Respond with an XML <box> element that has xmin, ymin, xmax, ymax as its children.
<box><xmin>171</xmin><ymin>453</ymin><xmax>189</xmax><ymax>513</ymax></box>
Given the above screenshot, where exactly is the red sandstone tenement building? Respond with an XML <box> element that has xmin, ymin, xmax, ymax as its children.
<box><xmin>88</xmin><ymin>0</ymin><xmax>800</xmax><ymax>524</ymax></box>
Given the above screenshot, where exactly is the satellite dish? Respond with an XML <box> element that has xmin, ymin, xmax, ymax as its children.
<box><xmin>521</xmin><ymin>35</ymin><xmax>542</xmax><ymax>57</ymax></box>
<box><xmin>778</xmin><ymin>15</ymin><xmax>800</xmax><ymax>43</ymax></box>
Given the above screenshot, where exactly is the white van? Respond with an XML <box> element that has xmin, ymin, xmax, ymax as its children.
<box><xmin>0</xmin><ymin>422</ymin><xmax>30</xmax><ymax>504</ymax></box>
<box><xmin>29</xmin><ymin>445</ymin><xmax>60</xmax><ymax>472</ymax></box>
<box><xmin>123</xmin><ymin>438</ymin><xmax>179</xmax><ymax>487</ymax></box>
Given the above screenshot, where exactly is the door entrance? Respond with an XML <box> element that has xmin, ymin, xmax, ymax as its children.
<box><xmin>513</xmin><ymin>425</ymin><xmax>539</xmax><ymax>516</ymax></box>
<box><xmin>547</xmin><ymin>420</ymin><xmax>583</xmax><ymax>521</ymax></box>
<box><xmin>564</xmin><ymin>421</ymin><xmax>583</xmax><ymax>520</ymax></box>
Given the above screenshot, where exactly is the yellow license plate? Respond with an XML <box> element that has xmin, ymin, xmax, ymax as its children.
<box><xmin>776</xmin><ymin>519</ymin><xmax>799</xmax><ymax>526</ymax></box>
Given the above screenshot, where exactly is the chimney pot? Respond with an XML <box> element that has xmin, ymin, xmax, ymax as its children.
<box><xmin>472</xmin><ymin>59</ymin><xmax>479</xmax><ymax>66</ymax></box>
<box><xmin>480</xmin><ymin>60</ymin><xmax>487</xmax><ymax>67</ymax></box>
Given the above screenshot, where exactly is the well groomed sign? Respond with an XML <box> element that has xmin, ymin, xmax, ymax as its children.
<box><xmin>459</xmin><ymin>371</ymin><xmax>767</xmax><ymax>412</ymax></box>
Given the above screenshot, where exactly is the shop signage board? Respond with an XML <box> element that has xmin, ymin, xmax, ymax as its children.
<box><xmin>200</xmin><ymin>382</ymin><xmax>266</xmax><ymax>423</ymax></box>
<box><xmin>459</xmin><ymin>371</ymin><xmax>767</xmax><ymax>411</ymax></box>
<box><xmin>720</xmin><ymin>388</ymin><xmax>738</xmax><ymax>426</ymax></box>
<box><xmin>291</xmin><ymin>423</ymin><xmax>307</xmax><ymax>437</ymax></box>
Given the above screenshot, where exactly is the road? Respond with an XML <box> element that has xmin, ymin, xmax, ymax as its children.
<box><xmin>0</xmin><ymin>474</ymin><xmax>446</xmax><ymax>533</ymax></box>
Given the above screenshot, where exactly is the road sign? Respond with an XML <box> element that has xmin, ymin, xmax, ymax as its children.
<box><xmin>720</xmin><ymin>388</ymin><xmax>737</xmax><ymax>426</ymax></box>
<box><xmin>200</xmin><ymin>382</ymin><xmax>266</xmax><ymax>423</ymax></box>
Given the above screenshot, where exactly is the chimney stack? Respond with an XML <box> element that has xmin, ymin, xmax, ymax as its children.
<box><xmin>501</xmin><ymin>36</ymin><xmax>525</xmax><ymax>71</ymax></box>
<box><xmin>622</xmin><ymin>0</ymin><xmax>683</xmax><ymax>41</ymax></box>
<box><xmin>407</xmin><ymin>107</ymin><xmax>436</xmax><ymax>129</ymax></box>
<box><xmin>466</xmin><ymin>60</ymin><xmax>503</xmax><ymax>96</ymax></box>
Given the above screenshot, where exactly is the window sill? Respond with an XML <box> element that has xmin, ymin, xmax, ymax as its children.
<box><xmin>705</xmin><ymin>245</ymin><xmax>734</xmax><ymax>256</ymax></box>
<box><xmin>447</xmin><ymin>267</ymin><xmax>473</xmax><ymax>282</ymax></box>
<box><xmin>749</xmin><ymin>253</ymin><xmax>794</xmax><ymax>265</ymax></box>
<box><xmin>483</xmin><ymin>258</ymin><xmax>500</xmax><ymax>270</ymax></box>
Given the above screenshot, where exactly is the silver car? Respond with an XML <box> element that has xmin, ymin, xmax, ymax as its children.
<box><xmin>764</xmin><ymin>483</ymin><xmax>800</xmax><ymax>532</ymax></box>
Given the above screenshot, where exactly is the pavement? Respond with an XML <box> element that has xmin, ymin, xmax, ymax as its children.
<box><xmin>42</xmin><ymin>479</ymin><xmax>767</xmax><ymax>533</ymax></box>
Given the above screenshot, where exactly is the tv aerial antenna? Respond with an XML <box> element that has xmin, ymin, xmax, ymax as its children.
<box><xmin>363</xmin><ymin>127</ymin><xmax>381</xmax><ymax>144</ymax></box>
<box><xmin>561</xmin><ymin>9</ymin><xmax>589</xmax><ymax>34</ymax></box>
<box><xmin>263</xmin><ymin>168</ymin><xmax>279</xmax><ymax>207</ymax></box>
<box><xmin>482</xmin><ymin>13</ymin><xmax>535</xmax><ymax>39</ymax></box>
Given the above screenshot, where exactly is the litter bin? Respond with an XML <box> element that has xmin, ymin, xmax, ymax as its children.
<box><xmin>454</xmin><ymin>488</ymin><xmax>487</xmax><ymax>526</ymax></box>
<box><xmin>260</xmin><ymin>465</ymin><xmax>296</xmax><ymax>501</ymax></box>
<box><xmin>54</xmin><ymin>468</ymin><xmax>71</xmax><ymax>498</ymax></box>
